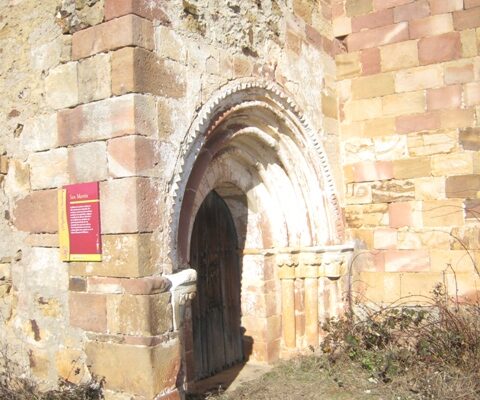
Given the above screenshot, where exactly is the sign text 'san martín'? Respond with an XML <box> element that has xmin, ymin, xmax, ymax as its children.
<box><xmin>58</xmin><ymin>182</ymin><xmax>102</xmax><ymax>262</ymax></box>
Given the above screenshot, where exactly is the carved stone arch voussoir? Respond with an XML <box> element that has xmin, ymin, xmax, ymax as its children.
<box><xmin>169</xmin><ymin>78</ymin><xmax>344</xmax><ymax>269</ymax></box>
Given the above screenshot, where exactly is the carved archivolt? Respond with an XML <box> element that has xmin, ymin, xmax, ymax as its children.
<box><xmin>169</xmin><ymin>78</ymin><xmax>345</xmax><ymax>267</ymax></box>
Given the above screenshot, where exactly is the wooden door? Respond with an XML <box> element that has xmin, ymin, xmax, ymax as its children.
<box><xmin>190</xmin><ymin>191</ymin><xmax>243</xmax><ymax>380</ymax></box>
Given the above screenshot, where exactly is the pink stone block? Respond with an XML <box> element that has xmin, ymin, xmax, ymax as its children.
<box><xmin>352</xmin><ymin>161</ymin><xmax>394</xmax><ymax>182</ymax></box>
<box><xmin>389</xmin><ymin>202</ymin><xmax>415</xmax><ymax>228</ymax></box>
<box><xmin>384</xmin><ymin>249</ymin><xmax>430</xmax><ymax>272</ymax></box>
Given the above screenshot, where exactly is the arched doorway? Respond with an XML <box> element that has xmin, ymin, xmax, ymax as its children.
<box><xmin>171</xmin><ymin>81</ymin><xmax>351</xmax><ymax>389</ymax></box>
<box><xmin>189</xmin><ymin>190</ymin><xmax>243</xmax><ymax>380</ymax></box>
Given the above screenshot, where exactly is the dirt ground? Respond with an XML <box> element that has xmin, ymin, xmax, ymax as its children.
<box><xmin>187</xmin><ymin>355</ymin><xmax>417</xmax><ymax>400</ymax></box>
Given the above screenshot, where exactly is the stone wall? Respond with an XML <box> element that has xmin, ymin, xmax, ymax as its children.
<box><xmin>334</xmin><ymin>0</ymin><xmax>480</xmax><ymax>304</ymax></box>
<box><xmin>1</xmin><ymin>0</ymin><xmax>342</xmax><ymax>398</ymax></box>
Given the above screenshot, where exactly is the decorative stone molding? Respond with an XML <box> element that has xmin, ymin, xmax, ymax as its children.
<box><xmin>165</xmin><ymin>268</ymin><xmax>197</xmax><ymax>330</ymax></box>
<box><xmin>275</xmin><ymin>243</ymin><xmax>355</xmax><ymax>279</ymax></box>
<box><xmin>170</xmin><ymin>78</ymin><xmax>345</xmax><ymax>268</ymax></box>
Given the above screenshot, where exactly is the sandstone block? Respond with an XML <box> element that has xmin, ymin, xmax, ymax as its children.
<box><xmin>398</xmin><ymin>229</ymin><xmax>452</xmax><ymax>250</ymax></box>
<box><xmin>346</xmin><ymin>22</ymin><xmax>408</xmax><ymax>51</ymax></box>
<box><xmin>13</xmin><ymin>190</ymin><xmax>58</xmax><ymax>233</ymax></box>
<box><xmin>68</xmin><ymin>141</ymin><xmax>108</xmax><ymax>183</ymax></box>
<box><xmin>439</xmin><ymin>108</ymin><xmax>475</xmax><ymax>129</ymax></box>
<box><xmin>58</xmin><ymin>94</ymin><xmax>157</xmax><ymax>146</ymax></box>
<box><xmin>78</xmin><ymin>53</ymin><xmax>112</xmax><ymax>104</ymax></box>
<box><xmin>364</xmin><ymin>117</ymin><xmax>396</xmax><ymax>137</ymax></box>
<box><xmin>396</xmin><ymin>111</ymin><xmax>440</xmax><ymax>133</ymax></box>
<box><xmin>465</xmin><ymin>199</ymin><xmax>480</xmax><ymax>219</ymax></box>
<box><xmin>380</xmin><ymin>40</ymin><xmax>419</xmax><ymax>72</ymax></box>
<box><xmin>395</xmin><ymin>65</ymin><xmax>443</xmax><ymax>92</ymax></box>
<box><xmin>352</xmin><ymin>73</ymin><xmax>395</xmax><ymax>99</ymax></box>
<box><xmin>430</xmin><ymin>0</ymin><xmax>463</xmax><ymax>14</ymax></box>
<box><xmin>336</xmin><ymin>52</ymin><xmax>361</xmax><ymax>79</ymax></box>
<box><xmin>69</xmin><ymin>277</ymin><xmax>87</xmax><ymax>292</ymax></box>
<box><xmin>21</xmin><ymin>114</ymin><xmax>58</xmax><ymax>152</ymax></box>
<box><xmin>25</xmin><ymin>233</ymin><xmax>59</xmax><ymax>248</ymax></box>
<box><xmin>444</xmin><ymin>62</ymin><xmax>474</xmax><ymax>84</ymax></box>
<box><xmin>408</xmin><ymin>131</ymin><xmax>459</xmax><ymax>156</ymax></box>
<box><xmin>100</xmin><ymin>178</ymin><xmax>159</xmax><ymax>234</ymax></box>
<box><xmin>112</xmin><ymin>47</ymin><xmax>186</xmax><ymax>98</ymax></box>
<box><xmin>432</xmin><ymin>153</ymin><xmax>474</xmax><ymax>176</ymax></box>
<box><xmin>321</xmin><ymin>94</ymin><xmax>338</xmax><ymax>119</ymax></box>
<box><xmin>360</xmin><ymin>48</ymin><xmax>381</xmax><ymax>75</ymax></box>
<box><xmin>352</xmin><ymin>160</ymin><xmax>394</xmax><ymax>182</ymax></box>
<box><xmin>400</xmin><ymin>272</ymin><xmax>444</xmax><ymax>300</ymax></box>
<box><xmin>344</xmin><ymin>98</ymin><xmax>382</xmax><ymax>121</ymax></box>
<box><xmin>422</xmin><ymin>199</ymin><xmax>464</xmax><ymax>227</ymax></box>
<box><xmin>430</xmin><ymin>250</ymin><xmax>479</xmax><ymax>273</ymax></box>
<box><xmin>347</xmin><ymin>228</ymin><xmax>375</xmax><ymax>248</ymax></box>
<box><xmin>427</xmin><ymin>85</ymin><xmax>462</xmax><ymax>110</ymax></box>
<box><xmin>382</xmin><ymin>91</ymin><xmax>425</xmax><ymax>116</ymax></box>
<box><xmin>384</xmin><ymin>249</ymin><xmax>430</xmax><ymax>272</ymax></box>
<box><xmin>72</xmin><ymin>15</ymin><xmax>154</xmax><ymax>60</ymax></box>
<box><xmin>460</xmin><ymin>29</ymin><xmax>478</xmax><ymax>57</ymax></box>
<box><xmin>374</xmin><ymin>135</ymin><xmax>408</xmax><ymax>160</ymax></box>
<box><xmin>465</xmin><ymin>81</ymin><xmax>480</xmax><ymax>106</ymax></box>
<box><xmin>345</xmin><ymin>0</ymin><xmax>373</xmax><ymax>17</ymax></box>
<box><xmin>45</xmin><ymin>62</ymin><xmax>79</xmax><ymax>110</ymax></box>
<box><xmin>105</xmin><ymin>0</ymin><xmax>169</xmax><ymax>22</ymax></box>
<box><xmin>86</xmin><ymin>340</ymin><xmax>180</xmax><ymax>398</ymax></box>
<box><xmin>418</xmin><ymin>32</ymin><xmax>461</xmax><ymax>65</ymax></box>
<box><xmin>393</xmin><ymin>157</ymin><xmax>431</xmax><ymax>179</ymax></box>
<box><xmin>446</xmin><ymin>174</ymin><xmax>480</xmax><ymax>198</ymax></box>
<box><xmin>29</xmin><ymin>148</ymin><xmax>68</xmax><ymax>190</ymax></box>
<box><xmin>351</xmin><ymin>8</ymin><xmax>393</xmax><ymax>31</ymax></box>
<box><xmin>451</xmin><ymin>226</ymin><xmax>480</xmax><ymax>249</ymax></box>
<box><xmin>372</xmin><ymin>179</ymin><xmax>415</xmax><ymax>202</ymax></box>
<box><xmin>55</xmin><ymin>348</ymin><xmax>86</xmax><ymax>384</ymax></box>
<box><xmin>345</xmin><ymin>204</ymin><xmax>389</xmax><ymax>228</ymax></box>
<box><xmin>409</xmin><ymin>14</ymin><xmax>454</xmax><ymax>39</ymax></box>
<box><xmin>453</xmin><ymin>7</ymin><xmax>480</xmax><ymax>30</ymax></box>
<box><xmin>155</xmin><ymin>26</ymin><xmax>187</xmax><ymax>63</ymax></box>
<box><xmin>333</xmin><ymin>16</ymin><xmax>352</xmax><ymax>37</ymax></box>
<box><xmin>415</xmin><ymin>177</ymin><xmax>446</xmax><ymax>200</ymax></box>
<box><xmin>107</xmin><ymin>293</ymin><xmax>172</xmax><ymax>336</ymax></box>
<box><xmin>69</xmin><ymin>292</ymin><xmax>107</xmax><ymax>332</ymax></box>
<box><xmin>0</xmin><ymin>155</ymin><xmax>8</xmax><ymax>174</ymax></box>
<box><xmin>373</xmin><ymin>228</ymin><xmax>397</xmax><ymax>249</ymax></box>
<box><xmin>108</xmin><ymin>135</ymin><xmax>158</xmax><ymax>178</ymax></box>
<box><xmin>394</xmin><ymin>1</ymin><xmax>430</xmax><ymax>22</ymax></box>
<box><xmin>389</xmin><ymin>201</ymin><xmax>422</xmax><ymax>228</ymax></box>
<box><xmin>465</xmin><ymin>0</ymin><xmax>480</xmax><ymax>7</ymax></box>
<box><xmin>346</xmin><ymin>183</ymin><xmax>372</xmax><ymax>204</ymax></box>
<box><xmin>69</xmin><ymin>234</ymin><xmax>158</xmax><ymax>278</ymax></box>
<box><xmin>373</xmin><ymin>0</ymin><xmax>412</xmax><ymax>10</ymax></box>
<box><xmin>459</xmin><ymin>127</ymin><xmax>480</xmax><ymax>150</ymax></box>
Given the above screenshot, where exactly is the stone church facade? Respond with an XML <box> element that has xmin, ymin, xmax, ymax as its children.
<box><xmin>0</xmin><ymin>0</ymin><xmax>479</xmax><ymax>398</ymax></box>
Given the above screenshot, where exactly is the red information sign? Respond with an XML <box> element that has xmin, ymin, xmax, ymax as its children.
<box><xmin>58</xmin><ymin>182</ymin><xmax>102</xmax><ymax>262</ymax></box>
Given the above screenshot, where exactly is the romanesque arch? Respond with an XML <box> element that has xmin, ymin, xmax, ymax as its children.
<box><xmin>171</xmin><ymin>80</ymin><xmax>352</xmax><ymax>384</ymax></box>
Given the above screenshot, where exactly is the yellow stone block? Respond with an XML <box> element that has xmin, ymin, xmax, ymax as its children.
<box><xmin>461</xmin><ymin>29</ymin><xmax>478</xmax><ymax>58</ymax></box>
<box><xmin>431</xmin><ymin>152</ymin><xmax>474</xmax><ymax>176</ymax></box>
<box><xmin>351</xmin><ymin>73</ymin><xmax>395</xmax><ymax>99</ymax></box>
<box><xmin>380</xmin><ymin>40</ymin><xmax>419</xmax><ymax>72</ymax></box>
<box><xmin>336</xmin><ymin>52</ymin><xmax>361</xmax><ymax>79</ymax></box>
<box><xmin>430</xmin><ymin>249</ymin><xmax>480</xmax><ymax>273</ymax></box>
<box><xmin>422</xmin><ymin>199</ymin><xmax>464</xmax><ymax>227</ymax></box>
<box><xmin>382</xmin><ymin>91</ymin><xmax>425</xmax><ymax>117</ymax></box>
<box><xmin>393</xmin><ymin>157</ymin><xmax>431</xmax><ymax>179</ymax></box>
<box><xmin>363</xmin><ymin>117</ymin><xmax>396</xmax><ymax>138</ymax></box>
<box><xmin>400</xmin><ymin>272</ymin><xmax>444</xmax><ymax>302</ymax></box>
<box><xmin>344</xmin><ymin>98</ymin><xmax>382</xmax><ymax>121</ymax></box>
<box><xmin>321</xmin><ymin>94</ymin><xmax>338</xmax><ymax>118</ymax></box>
<box><xmin>69</xmin><ymin>234</ymin><xmax>158</xmax><ymax>278</ymax></box>
<box><xmin>395</xmin><ymin>65</ymin><xmax>443</xmax><ymax>92</ymax></box>
<box><xmin>415</xmin><ymin>177</ymin><xmax>446</xmax><ymax>201</ymax></box>
<box><xmin>86</xmin><ymin>340</ymin><xmax>180</xmax><ymax>398</ymax></box>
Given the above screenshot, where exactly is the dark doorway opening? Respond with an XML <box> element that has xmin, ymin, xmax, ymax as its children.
<box><xmin>189</xmin><ymin>190</ymin><xmax>244</xmax><ymax>381</ymax></box>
